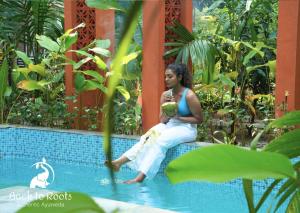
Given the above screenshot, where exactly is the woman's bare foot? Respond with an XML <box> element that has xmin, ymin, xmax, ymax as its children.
<box><xmin>104</xmin><ymin>160</ymin><xmax>121</xmax><ymax>172</ymax></box>
<box><xmin>123</xmin><ymin>172</ymin><xmax>145</xmax><ymax>184</ymax></box>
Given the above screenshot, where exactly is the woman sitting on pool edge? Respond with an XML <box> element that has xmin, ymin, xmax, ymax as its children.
<box><xmin>105</xmin><ymin>63</ymin><xmax>203</xmax><ymax>184</ymax></box>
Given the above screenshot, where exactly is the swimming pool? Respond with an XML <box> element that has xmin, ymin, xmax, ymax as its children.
<box><xmin>0</xmin><ymin>126</ymin><xmax>285</xmax><ymax>212</ymax></box>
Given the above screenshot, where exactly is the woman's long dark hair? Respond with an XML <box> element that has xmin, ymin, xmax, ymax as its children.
<box><xmin>167</xmin><ymin>63</ymin><xmax>192</xmax><ymax>89</ymax></box>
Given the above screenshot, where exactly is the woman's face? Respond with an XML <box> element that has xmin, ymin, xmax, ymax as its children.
<box><xmin>165</xmin><ymin>69</ymin><xmax>180</xmax><ymax>88</ymax></box>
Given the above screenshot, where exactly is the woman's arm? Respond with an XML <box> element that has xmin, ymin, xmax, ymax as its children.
<box><xmin>175</xmin><ymin>90</ymin><xmax>203</xmax><ymax>124</ymax></box>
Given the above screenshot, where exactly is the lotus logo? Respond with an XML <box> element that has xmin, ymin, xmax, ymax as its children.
<box><xmin>30</xmin><ymin>158</ymin><xmax>55</xmax><ymax>189</ymax></box>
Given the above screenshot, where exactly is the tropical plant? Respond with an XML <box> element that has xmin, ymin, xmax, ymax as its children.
<box><xmin>0</xmin><ymin>0</ymin><xmax>64</xmax><ymax>63</ymax></box>
<box><xmin>0</xmin><ymin>58</ymin><xmax>9</xmax><ymax>123</ymax></box>
<box><xmin>166</xmin><ymin>110</ymin><xmax>300</xmax><ymax>212</ymax></box>
<box><xmin>164</xmin><ymin>21</ymin><xmax>216</xmax><ymax>85</ymax></box>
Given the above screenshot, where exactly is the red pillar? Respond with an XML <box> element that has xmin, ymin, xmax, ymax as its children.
<box><xmin>142</xmin><ymin>0</ymin><xmax>166</xmax><ymax>132</ymax></box>
<box><xmin>276</xmin><ymin>0</ymin><xmax>300</xmax><ymax>117</ymax></box>
<box><xmin>64</xmin><ymin>0</ymin><xmax>78</xmax><ymax>127</ymax></box>
<box><xmin>142</xmin><ymin>0</ymin><xmax>193</xmax><ymax>132</ymax></box>
<box><xmin>180</xmin><ymin>0</ymin><xmax>193</xmax><ymax>32</ymax></box>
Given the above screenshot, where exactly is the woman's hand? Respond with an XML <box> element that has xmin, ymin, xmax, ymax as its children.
<box><xmin>164</xmin><ymin>93</ymin><xmax>175</xmax><ymax>102</ymax></box>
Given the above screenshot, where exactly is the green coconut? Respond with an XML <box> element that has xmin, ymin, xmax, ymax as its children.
<box><xmin>162</xmin><ymin>101</ymin><xmax>178</xmax><ymax>117</ymax></box>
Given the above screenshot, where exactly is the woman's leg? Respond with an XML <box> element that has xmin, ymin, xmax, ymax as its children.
<box><xmin>123</xmin><ymin>172</ymin><xmax>145</xmax><ymax>184</ymax></box>
<box><xmin>105</xmin><ymin>123</ymin><xmax>166</xmax><ymax>172</ymax></box>
<box><xmin>125</xmin><ymin>124</ymin><xmax>197</xmax><ymax>183</ymax></box>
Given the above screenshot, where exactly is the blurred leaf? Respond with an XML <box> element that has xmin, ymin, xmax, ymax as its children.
<box><xmin>263</xmin><ymin>129</ymin><xmax>300</xmax><ymax>158</ymax></box>
<box><xmin>4</xmin><ymin>86</ymin><xmax>12</xmax><ymax>97</ymax></box>
<box><xmin>64</xmin><ymin>32</ymin><xmax>78</xmax><ymax>50</ymax></box>
<box><xmin>267</xmin><ymin>110</ymin><xmax>300</xmax><ymax>129</ymax></box>
<box><xmin>15</xmin><ymin>51</ymin><xmax>33</xmax><ymax>65</ymax></box>
<box><xmin>103</xmin><ymin>0</ymin><xmax>142</xmax><ymax>187</ymax></box>
<box><xmin>52</xmin><ymin>71</ymin><xmax>65</xmax><ymax>83</ymax></box>
<box><xmin>84</xmin><ymin>80</ymin><xmax>107</xmax><ymax>93</ymax></box>
<box><xmin>0</xmin><ymin>58</ymin><xmax>8</xmax><ymax>99</ymax></box>
<box><xmin>94</xmin><ymin>56</ymin><xmax>107</xmax><ymax>70</ymax></box>
<box><xmin>28</xmin><ymin>64</ymin><xmax>46</xmax><ymax>76</ymax></box>
<box><xmin>74</xmin><ymin>73</ymin><xmax>86</xmax><ymax>92</ymax></box>
<box><xmin>243</xmin><ymin>179</ymin><xmax>255</xmax><ymax>213</ymax></box>
<box><xmin>74</xmin><ymin>57</ymin><xmax>93</xmax><ymax>70</ymax></box>
<box><xmin>86</xmin><ymin>0</ymin><xmax>125</xmax><ymax>12</ymax></box>
<box><xmin>36</xmin><ymin>35</ymin><xmax>60</xmax><ymax>52</ymax></box>
<box><xmin>122</xmin><ymin>51</ymin><xmax>140</xmax><ymax>65</ymax></box>
<box><xmin>165</xmin><ymin>145</ymin><xmax>296</xmax><ymax>184</ymax></box>
<box><xmin>116</xmin><ymin>86</ymin><xmax>130</xmax><ymax>101</ymax></box>
<box><xmin>82</xmin><ymin>70</ymin><xmax>105</xmax><ymax>83</ymax></box>
<box><xmin>95</xmin><ymin>39</ymin><xmax>111</xmax><ymax>49</ymax></box>
<box><xmin>17</xmin><ymin>80</ymin><xmax>44</xmax><ymax>91</ymax></box>
<box><xmin>286</xmin><ymin>190</ymin><xmax>300</xmax><ymax>213</ymax></box>
<box><xmin>89</xmin><ymin>47</ymin><xmax>111</xmax><ymax>57</ymax></box>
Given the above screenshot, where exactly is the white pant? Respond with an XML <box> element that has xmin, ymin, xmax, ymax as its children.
<box><xmin>123</xmin><ymin>118</ymin><xmax>197</xmax><ymax>179</ymax></box>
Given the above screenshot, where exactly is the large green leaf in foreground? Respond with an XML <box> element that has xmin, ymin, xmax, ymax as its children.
<box><xmin>267</xmin><ymin>110</ymin><xmax>300</xmax><ymax>129</ymax></box>
<box><xmin>264</xmin><ymin>129</ymin><xmax>300</xmax><ymax>159</ymax></box>
<box><xmin>165</xmin><ymin>145</ymin><xmax>296</xmax><ymax>184</ymax></box>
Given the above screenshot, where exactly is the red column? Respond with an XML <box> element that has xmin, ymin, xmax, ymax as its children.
<box><xmin>142</xmin><ymin>0</ymin><xmax>193</xmax><ymax>132</ymax></box>
<box><xmin>276</xmin><ymin>0</ymin><xmax>300</xmax><ymax>117</ymax></box>
<box><xmin>142</xmin><ymin>0</ymin><xmax>166</xmax><ymax>131</ymax></box>
<box><xmin>64</xmin><ymin>0</ymin><xmax>78</xmax><ymax>128</ymax></box>
<box><xmin>180</xmin><ymin>0</ymin><xmax>193</xmax><ymax>32</ymax></box>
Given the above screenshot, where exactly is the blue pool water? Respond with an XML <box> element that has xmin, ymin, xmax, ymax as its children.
<box><xmin>0</xmin><ymin>157</ymin><xmax>275</xmax><ymax>213</ymax></box>
<box><xmin>0</xmin><ymin>127</ymin><xmax>286</xmax><ymax>212</ymax></box>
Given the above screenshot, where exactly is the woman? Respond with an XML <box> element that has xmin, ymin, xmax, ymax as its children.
<box><xmin>105</xmin><ymin>63</ymin><xmax>203</xmax><ymax>184</ymax></box>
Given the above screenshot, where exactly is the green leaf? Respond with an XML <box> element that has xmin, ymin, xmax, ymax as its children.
<box><xmin>255</xmin><ymin>179</ymin><xmax>281</xmax><ymax>212</ymax></box>
<box><xmin>17</xmin><ymin>192</ymin><xmax>105</xmax><ymax>213</ymax></box>
<box><xmin>286</xmin><ymin>190</ymin><xmax>300</xmax><ymax>213</ymax></box>
<box><xmin>94</xmin><ymin>56</ymin><xmax>107</xmax><ymax>70</ymax></box>
<box><xmin>95</xmin><ymin>39</ymin><xmax>111</xmax><ymax>49</ymax></box>
<box><xmin>267</xmin><ymin>110</ymin><xmax>300</xmax><ymax>129</ymax></box>
<box><xmin>250</xmin><ymin>131</ymin><xmax>264</xmax><ymax>151</ymax></box>
<box><xmin>116</xmin><ymin>86</ymin><xmax>130</xmax><ymax>101</ymax></box>
<box><xmin>243</xmin><ymin>179</ymin><xmax>255</xmax><ymax>213</ymax></box>
<box><xmin>122</xmin><ymin>51</ymin><xmax>140</xmax><ymax>65</ymax></box>
<box><xmin>15</xmin><ymin>51</ymin><xmax>33</xmax><ymax>65</ymax></box>
<box><xmin>264</xmin><ymin>129</ymin><xmax>300</xmax><ymax>158</ymax></box>
<box><xmin>52</xmin><ymin>71</ymin><xmax>65</xmax><ymax>83</ymax></box>
<box><xmin>36</xmin><ymin>35</ymin><xmax>60</xmax><ymax>52</ymax></box>
<box><xmin>86</xmin><ymin>0</ymin><xmax>125</xmax><ymax>12</ymax></box>
<box><xmin>89</xmin><ymin>47</ymin><xmax>111</xmax><ymax>57</ymax></box>
<box><xmin>165</xmin><ymin>145</ymin><xmax>296</xmax><ymax>184</ymax></box>
<box><xmin>82</xmin><ymin>70</ymin><xmax>105</xmax><ymax>83</ymax></box>
<box><xmin>70</xmin><ymin>50</ymin><xmax>95</xmax><ymax>59</ymax></box>
<box><xmin>74</xmin><ymin>73</ymin><xmax>86</xmax><ymax>92</ymax></box>
<box><xmin>268</xmin><ymin>60</ymin><xmax>276</xmax><ymax>76</ymax></box>
<box><xmin>4</xmin><ymin>87</ymin><xmax>12</xmax><ymax>97</ymax></box>
<box><xmin>83</xmin><ymin>80</ymin><xmax>107</xmax><ymax>93</ymax></box>
<box><xmin>274</xmin><ymin>182</ymin><xmax>297</xmax><ymax>212</ymax></box>
<box><xmin>28</xmin><ymin>64</ymin><xmax>46</xmax><ymax>76</ymax></box>
<box><xmin>64</xmin><ymin>32</ymin><xmax>78</xmax><ymax>50</ymax></box>
<box><xmin>74</xmin><ymin>57</ymin><xmax>93</xmax><ymax>70</ymax></box>
<box><xmin>0</xmin><ymin>59</ymin><xmax>8</xmax><ymax>99</ymax></box>
<box><xmin>103</xmin><ymin>1</ymin><xmax>142</xmax><ymax>187</ymax></box>
<box><xmin>17</xmin><ymin>80</ymin><xmax>44</xmax><ymax>91</ymax></box>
